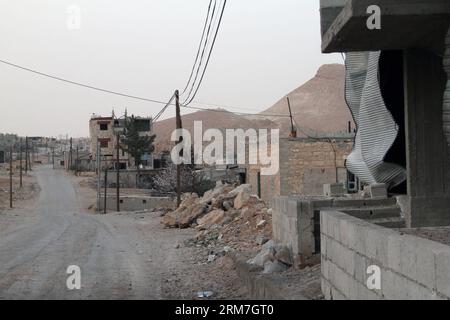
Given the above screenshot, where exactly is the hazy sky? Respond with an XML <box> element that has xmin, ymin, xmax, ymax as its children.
<box><xmin>0</xmin><ymin>0</ymin><xmax>341</xmax><ymax>138</ymax></box>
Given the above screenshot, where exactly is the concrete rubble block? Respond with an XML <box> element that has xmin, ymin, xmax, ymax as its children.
<box><xmin>263</xmin><ymin>260</ymin><xmax>289</xmax><ymax>274</ymax></box>
<box><xmin>233</xmin><ymin>189</ymin><xmax>252</xmax><ymax>210</ymax></box>
<box><xmin>321</xmin><ymin>256</ymin><xmax>331</xmax><ymax>281</ymax></box>
<box><xmin>367</xmin><ymin>183</ymin><xmax>388</xmax><ymax>199</ymax></box>
<box><xmin>323</xmin><ymin>183</ymin><xmax>345</xmax><ymax>197</ymax></box>
<box><xmin>197</xmin><ymin>209</ymin><xmax>225</xmax><ymax>229</ymax></box>
<box><xmin>274</xmin><ymin>246</ymin><xmax>293</xmax><ymax>266</ymax></box>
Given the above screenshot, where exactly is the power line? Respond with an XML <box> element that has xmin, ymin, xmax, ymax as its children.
<box><xmin>0</xmin><ymin>58</ymin><xmax>171</xmax><ymax>106</ymax></box>
<box><xmin>181</xmin><ymin>0</ymin><xmax>214</xmax><ymax>95</ymax></box>
<box><xmin>182</xmin><ymin>0</ymin><xmax>219</xmax><ymax>104</ymax></box>
<box><xmin>184</xmin><ymin>0</ymin><xmax>227</xmax><ymax>106</ymax></box>
<box><xmin>0</xmin><ymin>57</ymin><xmax>292</xmax><ymax>118</ymax></box>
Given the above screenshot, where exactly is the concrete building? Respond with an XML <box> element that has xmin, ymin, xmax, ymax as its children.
<box><xmin>248</xmin><ymin>136</ymin><xmax>354</xmax><ymax>204</ymax></box>
<box><xmin>320</xmin><ymin>0</ymin><xmax>450</xmax><ymax>228</ymax></box>
<box><xmin>89</xmin><ymin>113</ymin><xmax>153</xmax><ymax>171</ymax></box>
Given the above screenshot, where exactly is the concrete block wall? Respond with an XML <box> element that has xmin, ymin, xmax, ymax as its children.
<box><xmin>100</xmin><ymin>196</ymin><xmax>175</xmax><ymax>212</ymax></box>
<box><xmin>321</xmin><ymin>210</ymin><xmax>450</xmax><ymax>300</ymax></box>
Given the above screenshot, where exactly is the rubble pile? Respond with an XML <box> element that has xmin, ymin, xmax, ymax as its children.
<box><xmin>162</xmin><ymin>182</ymin><xmax>272</xmax><ymax>253</ymax></box>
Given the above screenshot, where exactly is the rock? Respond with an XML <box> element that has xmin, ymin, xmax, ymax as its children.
<box><xmin>222</xmin><ymin>200</ymin><xmax>233</xmax><ymax>211</ymax></box>
<box><xmin>256</xmin><ymin>220</ymin><xmax>267</xmax><ymax>229</ymax></box>
<box><xmin>262</xmin><ymin>240</ymin><xmax>275</xmax><ymax>251</ymax></box>
<box><xmin>256</xmin><ymin>236</ymin><xmax>269</xmax><ymax>245</ymax></box>
<box><xmin>223</xmin><ymin>246</ymin><xmax>232</xmax><ymax>253</ymax></box>
<box><xmin>263</xmin><ymin>260</ymin><xmax>289</xmax><ymax>274</ymax></box>
<box><xmin>207</xmin><ymin>254</ymin><xmax>216</xmax><ymax>263</ymax></box>
<box><xmin>228</xmin><ymin>184</ymin><xmax>252</xmax><ymax>197</ymax></box>
<box><xmin>233</xmin><ymin>188</ymin><xmax>252</xmax><ymax>210</ymax></box>
<box><xmin>197</xmin><ymin>209</ymin><xmax>225</xmax><ymax>229</ymax></box>
<box><xmin>267</xmin><ymin>208</ymin><xmax>273</xmax><ymax>215</ymax></box>
<box><xmin>178</xmin><ymin>203</ymin><xmax>207</xmax><ymax>228</ymax></box>
<box><xmin>174</xmin><ymin>243</ymin><xmax>180</xmax><ymax>249</ymax></box>
<box><xmin>274</xmin><ymin>246</ymin><xmax>293</xmax><ymax>266</ymax></box>
<box><xmin>248</xmin><ymin>246</ymin><xmax>275</xmax><ymax>267</ymax></box>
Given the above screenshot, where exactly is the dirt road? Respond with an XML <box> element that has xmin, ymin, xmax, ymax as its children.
<box><xmin>0</xmin><ymin>165</ymin><xmax>246</xmax><ymax>299</ymax></box>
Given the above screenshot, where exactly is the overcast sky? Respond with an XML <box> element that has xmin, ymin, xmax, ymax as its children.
<box><xmin>0</xmin><ymin>0</ymin><xmax>341</xmax><ymax>138</ymax></box>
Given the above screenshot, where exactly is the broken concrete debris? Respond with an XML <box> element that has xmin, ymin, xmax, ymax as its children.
<box><xmin>247</xmin><ymin>240</ymin><xmax>293</xmax><ymax>274</ymax></box>
<box><xmin>163</xmin><ymin>182</ymin><xmax>273</xmax><ymax>264</ymax></box>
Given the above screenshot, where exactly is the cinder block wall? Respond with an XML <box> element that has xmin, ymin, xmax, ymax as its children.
<box><xmin>321</xmin><ymin>211</ymin><xmax>450</xmax><ymax>300</ymax></box>
<box><xmin>272</xmin><ymin>197</ymin><xmax>324</xmax><ymax>266</ymax></box>
<box><xmin>100</xmin><ymin>196</ymin><xmax>175</xmax><ymax>212</ymax></box>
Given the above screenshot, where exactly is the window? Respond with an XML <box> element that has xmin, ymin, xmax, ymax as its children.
<box><xmin>99</xmin><ymin>123</ymin><xmax>108</xmax><ymax>131</ymax></box>
<box><xmin>99</xmin><ymin>139</ymin><xmax>109</xmax><ymax>148</ymax></box>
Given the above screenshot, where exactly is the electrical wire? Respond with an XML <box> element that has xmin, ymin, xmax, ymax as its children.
<box><xmin>181</xmin><ymin>0</ymin><xmax>214</xmax><ymax>95</ymax></box>
<box><xmin>0</xmin><ymin>57</ymin><xmax>292</xmax><ymax>119</ymax></box>
<box><xmin>182</xmin><ymin>0</ymin><xmax>218</xmax><ymax>104</ymax></box>
<box><xmin>184</xmin><ymin>0</ymin><xmax>227</xmax><ymax>106</ymax></box>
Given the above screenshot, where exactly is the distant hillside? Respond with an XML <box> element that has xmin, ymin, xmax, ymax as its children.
<box><xmin>258</xmin><ymin>64</ymin><xmax>354</xmax><ymax>137</ymax></box>
<box><xmin>153</xmin><ymin>109</ymin><xmax>278</xmax><ymax>153</ymax></box>
<box><xmin>153</xmin><ymin>64</ymin><xmax>353</xmax><ymax>152</ymax></box>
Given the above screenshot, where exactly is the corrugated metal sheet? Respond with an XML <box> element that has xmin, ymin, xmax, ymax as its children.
<box><xmin>345</xmin><ymin>51</ymin><xmax>406</xmax><ymax>189</ymax></box>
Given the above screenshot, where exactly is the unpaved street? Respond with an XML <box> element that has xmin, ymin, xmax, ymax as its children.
<box><xmin>0</xmin><ymin>165</ymin><xmax>246</xmax><ymax>299</ymax></box>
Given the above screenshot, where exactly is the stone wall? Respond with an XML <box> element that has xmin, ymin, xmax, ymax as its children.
<box><xmin>248</xmin><ymin>138</ymin><xmax>352</xmax><ymax>204</ymax></box>
<box><xmin>321</xmin><ymin>210</ymin><xmax>450</xmax><ymax>300</ymax></box>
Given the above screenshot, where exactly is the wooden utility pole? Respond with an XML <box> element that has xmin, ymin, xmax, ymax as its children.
<box><xmin>104</xmin><ymin>168</ymin><xmax>108</xmax><ymax>214</ymax></box>
<box><xmin>116</xmin><ymin>133</ymin><xmax>120</xmax><ymax>212</ymax></box>
<box><xmin>19</xmin><ymin>138</ymin><xmax>23</xmax><ymax>188</ymax></box>
<box><xmin>76</xmin><ymin>146</ymin><xmax>79</xmax><ymax>175</ymax></box>
<box><xmin>69</xmin><ymin>137</ymin><xmax>73</xmax><ymax>171</ymax></box>
<box><xmin>9</xmin><ymin>146</ymin><xmax>13</xmax><ymax>208</ymax></box>
<box><xmin>287</xmin><ymin>97</ymin><xmax>297</xmax><ymax>138</ymax></box>
<box><xmin>25</xmin><ymin>136</ymin><xmax>28</xmax><ymax>174</ymax></box>
<box><xmin>52</xmin><ymin>147</ymin><xmax>55</xmax><ymax>169</ymax></box>
<box><xmin>175</xmin><ymin>90</ymin><xmax>182</xmax><ymax>207</ymax></box>
<box><xmin>96</xmin><ymin>139</ymin><xmax>101</xmax><ymax>213</ymax></box>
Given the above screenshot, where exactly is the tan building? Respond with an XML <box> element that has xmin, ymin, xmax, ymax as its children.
<box><xmin>247</xmin><ymin>136</ymin><xmax>354</xmax><ymax>204</ymax></box>
<box><xmin>89</xmin><ymin>113</ymin><xmax>153</xmax><ymax>170</ymax></box>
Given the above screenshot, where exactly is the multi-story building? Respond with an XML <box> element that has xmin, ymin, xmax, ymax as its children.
<box><xmin>89</xmin><ymin>112</ymin><xmax>153</xmax><ymax>170</ymax></box>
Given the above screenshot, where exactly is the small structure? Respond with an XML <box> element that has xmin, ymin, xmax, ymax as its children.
<box><xmin>248</xmin><ymin>136</ymin><xmax>354</xmax><ymax>204</ymax></box>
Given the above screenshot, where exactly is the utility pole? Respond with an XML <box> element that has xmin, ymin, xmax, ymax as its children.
<box><xmin>287</xmin><ymin>97</ymin><xmax>297</xmax><ymax>138</ymax></box>
<box><xmin>25</xmin><ymin>137</ymin><xmax>28</xmax><ymax>174</ymax></box>
<box><xmin>104</xmin><ymin>168</ymin><xmax>108</xmax><ymax>214</ymax></box>
<box><xmin>76</xmin><ymin>145</ymin><xmax>79</xmax><ymax>176</ymax></box>
<box><xmin>69</xmin><ymin>137</ymin><xmax>73</xmax><ymax>171</ymax></box>
<box><xmin>19</xmin><ymin>138</ymin><xmax>23</xmax><ymax>188</ymax></box>
<box><xmin>175</xmin><ymin>90</ymin><xmax>183</xmax><ymax>208</ymax></box>
<box><xmin>116</xmin><ymin>132</ymin><xmax>120</xmax><ymax>212</ymax></box>
<box><xmin>52</xmin><ymin>147</ymin><xmax>55</xmax><ymax>169</ymax></box>
<box><xmin>96</xmin><ymin>139</ymin><xmax>101</xmax><ymax>213</ymax></box>
<box><xmin>9</xmin><ymin>146</ymin><xmax>13</xmax><ymax>209</ymax></box>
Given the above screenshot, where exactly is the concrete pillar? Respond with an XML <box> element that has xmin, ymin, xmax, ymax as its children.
<box><xmin>404</xmin><ymin>49</ymin><xmax>450</xmax><ymax>227</ymax></box>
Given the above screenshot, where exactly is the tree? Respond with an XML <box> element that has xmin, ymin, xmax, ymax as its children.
<box><xmin>120</xmin><ymin>115</ymin><xmax>156</xmax><ymax>186</ymax></box>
